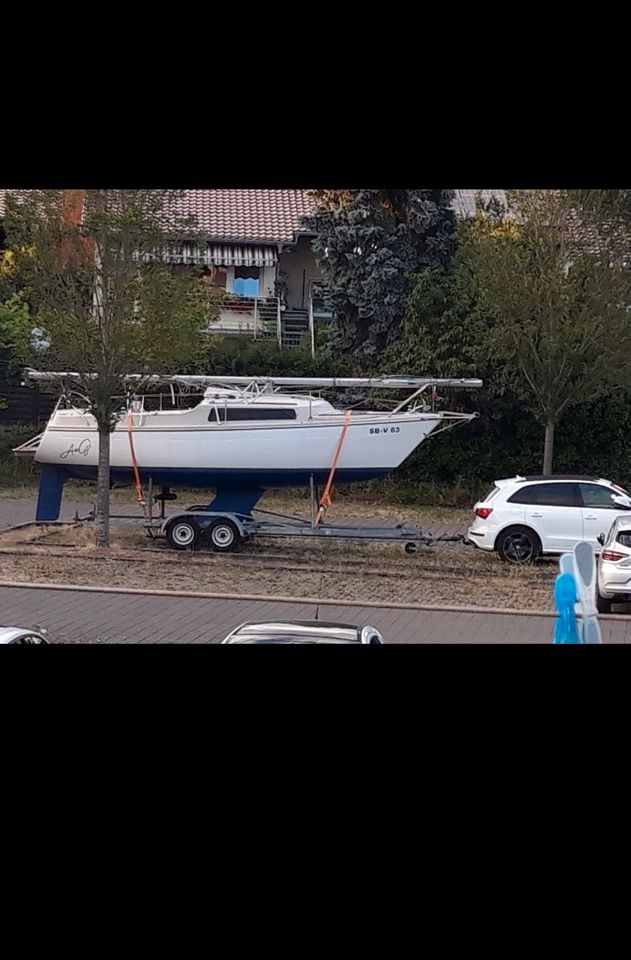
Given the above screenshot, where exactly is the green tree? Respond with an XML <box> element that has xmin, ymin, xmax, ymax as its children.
<box><xmin>303</xmin><ymin>190</ymin><xmax>457</xmax><ymax>362</ymax></box>
<box><xmin>0</xmin><ymin>292</ymin><xmax>32</xmax><ymax>356</ymax></box>
<box><xmin>5</xmin><ymin>189</ymin><xmax>220</xmax><ymax>547</ymax></box>
<box><xmin>382</xmin><ymin>249</ymin><xmax>536</xmax><ymax>490</ymax></box>
<box><xmin>461</xmin><ymin>190</ymin><xmax>631</xmax><ymax>474</ymax></box>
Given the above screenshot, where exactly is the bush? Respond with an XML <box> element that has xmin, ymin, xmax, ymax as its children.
<box><xmin>0</xmin><ymin>424</ymin><xmax>40</xmax><ymax>486</ymax></box>
<box><xmin>201</xmin><ymin>337</ymin><xmax>354</xmax><ymax>378</ymax></box>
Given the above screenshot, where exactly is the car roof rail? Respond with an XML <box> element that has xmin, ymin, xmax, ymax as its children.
<box><xmin>519</xmin><ymin>474</ymin><xmax>603</xmax><ymax>483</ymax></box>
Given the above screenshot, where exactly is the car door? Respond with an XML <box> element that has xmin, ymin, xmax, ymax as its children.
<box><xmin>523</xmin><ymin>482</ymin><xmax>583</xmax><ymax>552</ymax></box>
<box><xmin>579</xmin><ymin>483</ymin><xmax>631</xmax><ymax>550</ymax></box>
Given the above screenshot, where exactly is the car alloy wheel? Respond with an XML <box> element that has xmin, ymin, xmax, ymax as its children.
<box><xmin>497</xmin><ymin>527</ymin><xmax>540</xmax><ymax>565</ymax></box>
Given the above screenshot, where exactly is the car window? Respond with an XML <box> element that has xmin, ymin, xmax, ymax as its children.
<box><xmin>507</xmin><ymin>486</ymin><xmax>536</xmax><ymax>504</ymax></box>
<box><xmin>580</xmin><ymin>484</ymin><xmax>618</xmax><ymax>509</ymax></box>
<box><xmin>529</xmin><ymin>483</ymin><xmax>581</xmax><ymax>507</ymax></box>
<box><xmin>482</xmin><ymin>485</ymin><xmax>501</xmax><ymax>503</ymax></box>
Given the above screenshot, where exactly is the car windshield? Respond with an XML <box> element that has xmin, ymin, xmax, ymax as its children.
<box><xmin>611</xmin><ymin>482</ymin><xmax>630</xmax><ymax>497</ymax></box>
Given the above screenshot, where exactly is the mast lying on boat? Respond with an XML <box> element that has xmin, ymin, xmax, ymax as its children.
<box><xmin>23</xmin><ymin>369</ymin><xmax>483</xmax><ymax>392</ymax></box>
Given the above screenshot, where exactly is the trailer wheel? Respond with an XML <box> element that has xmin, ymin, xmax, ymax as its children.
<box><xmin>207</xmin><ymin>518</ymin><xmax>241</xmax><ymax>553</ymax></box>
<box><xmin>405</xmin><ymin>542</ymin><xmax>419</xmax><ymax>555</ymax></box>
<box><xmin>166</xmin><ymin>517</ymin><xmax>200</xmax><ymax>551</ymax></box>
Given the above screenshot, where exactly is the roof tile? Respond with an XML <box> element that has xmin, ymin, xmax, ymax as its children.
<box><xmin>0</xmin><ymin>189</ymin><xmax>507</xmax><ymax>239</ymax></box>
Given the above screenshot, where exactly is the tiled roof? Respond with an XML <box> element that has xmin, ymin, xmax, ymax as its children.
<box><xmin>165</xmin><ymin>190</ymin><xmax>315</xmax><ymax>243</ymax></box>
<box><xmin>0</xmin><ymin>189</ymin><xmax>508</xmax><ymax>239</ymax></box>
<box><xmin>167</xmin><ymin>190</ymin><xmax>508</xmax><ymax>236</ymax></box>
<box><xmin>0</xmin><ymin>188</ymin><xmax>315</xmax><ymax>242</ymax></box>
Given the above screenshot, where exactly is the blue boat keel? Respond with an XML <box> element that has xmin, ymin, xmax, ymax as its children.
<box><xmin>201</xmin><ymin>488</ymin><xmax>264</xmax><ymax>516</ymax></box>
<box><xmin>36</xmin><ymin>465</ymin><xmax>66</xmax><ymax>521</ymax></box>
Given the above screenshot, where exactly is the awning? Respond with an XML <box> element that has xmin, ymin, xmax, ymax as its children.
<box><xmin>169</xmin><ymin>243</ymin><xmax>278</xmax><ymax>267</ymax></box>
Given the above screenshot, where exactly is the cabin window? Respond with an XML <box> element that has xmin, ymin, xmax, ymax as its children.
<box><xmin>208</xmin><ymin>407</ymin><xmax>297</xmax><ymax>422</ymax></box>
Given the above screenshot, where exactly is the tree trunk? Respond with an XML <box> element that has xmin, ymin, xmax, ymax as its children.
<box><xmin>95</xmin><ymin>426</ymin><xmax>111</xmax><ymax>548</ymax></box>
<box><xmin>543</xmin><ymin>418</ymin><xmax>555</xmax><ymax>475</ymax></box>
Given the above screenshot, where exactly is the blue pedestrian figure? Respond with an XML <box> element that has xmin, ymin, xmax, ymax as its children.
<box><xmin>553</xmin><ymin>572</ymin><xmax>580</xmax><ymax>644</ymax></box>
<box><xmin>556</xmin><ymin>542</ymin><xmax>602</xmax><ymax>643</ymax></box>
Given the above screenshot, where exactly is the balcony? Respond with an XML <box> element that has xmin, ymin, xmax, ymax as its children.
<box><xmin>204</xmin><ymin>289</ymin><xmax>328</xmax><ymax>353</ymax></box>
<box><xmin>205</xmin><ymin>295</ymin><xmax>283</xmax><ymax>344</ymax></box>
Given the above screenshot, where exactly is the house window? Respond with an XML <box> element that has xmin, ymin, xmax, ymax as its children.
<box><xmin>233</xmin><ymin>266</ymin><xmax>260</xmax><ymax>297</ymax></box>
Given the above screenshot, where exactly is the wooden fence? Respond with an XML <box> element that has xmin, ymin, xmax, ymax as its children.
<box><xmin>0</xmin><ymin>379</ymin><xmax>56</xmax><ymax>427</ymax></box>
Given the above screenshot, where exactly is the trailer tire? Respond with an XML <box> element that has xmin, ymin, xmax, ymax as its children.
<box><xmin>166</xmin><ymin>517</ymin><xmax>201</xmax><ymax>551</ymax></box>
<box><xmin>207</xmin><ymin>518</ymin><xmax>241</xmax><ymax>553</ymax></box>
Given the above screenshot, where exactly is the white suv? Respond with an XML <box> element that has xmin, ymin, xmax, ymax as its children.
<box><xmin>468</xmin><ymin>475</ymin><xmax>631</xmax><ymax>564</ymax></box>
<box><xmin>596</xmin><ymin>517</ymin><xmax>631</xmax><ymax>613</ymax></box>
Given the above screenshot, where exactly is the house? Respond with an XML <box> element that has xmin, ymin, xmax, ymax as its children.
<box><xmin>159</xmin><ymin>190</ymin><xmax>327</xmax><ymax>350</ymax></box>
<box><xmin>0</xmin><ymin>188</ymin><xmax>507</xmax><ymax>352</ymax></box>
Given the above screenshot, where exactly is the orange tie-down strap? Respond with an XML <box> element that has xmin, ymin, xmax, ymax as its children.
<box><xmin>316</xmin><ymin>410</ymin><xmax>352</xmax><ymax>525</ymax></box>
<box><xmin>126</xmin><ymin>412</ymin><xmax>147</xmax><ymax>517</ymax></box>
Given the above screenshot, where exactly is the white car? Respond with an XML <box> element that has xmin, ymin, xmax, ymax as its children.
<box><xmin>0</xmin><ymin>627</ymin><xmax>49</xmax><ymax>644</ymax></box>
<box><xmin>468</xmin><ymin>475</ymin><xmax>631</xmax><ymax>564</ymax></box>
<box><xmin>222</xmin><ymin>620</ymin><xmax>385</xmax><ymax>644</ymax></box>
<box><xmin>595</xmin><ymin>518</ymin><xmax>631</xmax><ymax>613</ymax></box>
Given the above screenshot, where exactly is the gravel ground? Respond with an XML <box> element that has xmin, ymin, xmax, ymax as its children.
<box><xmin>3</xmin><ymin>490</ymin><xmax>631</xmax><ymax>615</ymax></box>
<box><xmin>0</xmin><ymin>504</ymin><xmax>558</xmax><ymax>611</ymax></box>
<box><xmin>0</xmin><ymin>552</ymin><xmax>556</xmax><ymax>610</ymax></box>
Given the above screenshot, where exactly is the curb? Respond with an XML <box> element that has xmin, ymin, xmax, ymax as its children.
<box><xmin>0</xmin><ymin>578</ymin><xmax>562</xmax><ymax>618</ymax></box>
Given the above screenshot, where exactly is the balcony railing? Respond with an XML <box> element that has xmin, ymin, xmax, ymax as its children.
<box><xmin>205</xmin><ymin>295</ymin><xmax>282</xmax><ymax>346</ymax></box>
<box><xmin>204</xmin><ymin>292</ymin><xmax>324</xmax><ymax>355</ymax></box>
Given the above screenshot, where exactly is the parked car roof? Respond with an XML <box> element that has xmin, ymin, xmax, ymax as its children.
<box><xmin>222</xmin><ymin>620</ymin><xmax>384</xmax><ymax>644</ymax></box>
<box><xmin>0</xmin><ymin>627</ymin><xmax>49</xmax><ymax>644</ymax></box>
<box><xmin>513</xmin><ymin>475</ymin><xmax>606</xmax><ymax>483</ymax></box>
<box><xmin>608</xmin><ymin>516</ymin><xmax>631</xmax><ymax>534</ymax></box>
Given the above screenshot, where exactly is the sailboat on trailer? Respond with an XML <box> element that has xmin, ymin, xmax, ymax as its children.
<box><xmin>15</xmin><ymin>372</ymin><xmax>482</xmax><ymax>520</ymax></box>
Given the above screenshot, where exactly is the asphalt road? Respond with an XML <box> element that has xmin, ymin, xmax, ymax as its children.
<box><xmin>2</xmin><ymin>583</ymin><xmax>630</xmax><ymax>643</ymax></box>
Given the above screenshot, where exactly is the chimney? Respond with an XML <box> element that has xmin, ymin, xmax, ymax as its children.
<box><xmin>61</xmin><ymin>189</ymin><xmax>87</xmax><ymax>226</ymax></box>
<box><xmin>59</xmin><ymin>190</ymin><xmax>94</xmax><ymax>268</ymax></box>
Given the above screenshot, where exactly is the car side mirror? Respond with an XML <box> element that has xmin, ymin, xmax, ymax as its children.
<box><xmin>613</xmin><ymin>495</ymin><xmax>631</xmax><ymax>510</ymax></box>
<box><xmin>360</xmin><ymin>626</ymin><xmax>385</xmax><ymax>644</ymax></box>
<box><xmin>597</xmin><ymin>533</ymin><xmax>606</xmax><ymax>546</ymax></box>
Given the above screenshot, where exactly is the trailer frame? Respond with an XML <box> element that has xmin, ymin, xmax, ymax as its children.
<box><xmin>143</xmin><ymin>476</ymin><xmax>465</xmax><ymax>554</ymax></box>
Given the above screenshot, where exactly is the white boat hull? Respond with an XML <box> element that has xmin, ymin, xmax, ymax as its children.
<box><xmin>35</xmin><ymin>411</ymin><xmax>443</xmax><ymax>487</ymax></box>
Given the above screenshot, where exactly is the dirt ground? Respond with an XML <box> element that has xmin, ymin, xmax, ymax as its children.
<box><xmin>0</xmin><ymin>492</ymin><xmax>558</xmax><ymax>611</ymax></box>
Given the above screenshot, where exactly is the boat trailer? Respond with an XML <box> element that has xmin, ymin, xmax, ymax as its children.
<box><xmin>139</xmin><ymin>477</ymin><xmax>464</xmax><ymax>555</ymax></box>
